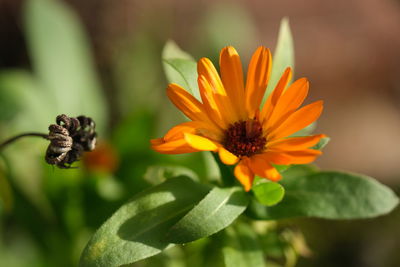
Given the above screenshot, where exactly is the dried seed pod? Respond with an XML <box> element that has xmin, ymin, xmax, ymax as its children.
<box><xmin>45</xmin><ymin>114</ymin><xmax>97</xmax><ymax>168</ymax></box>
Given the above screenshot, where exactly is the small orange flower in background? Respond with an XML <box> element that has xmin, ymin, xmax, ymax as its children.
<box><xmin>83</xmin><ymin>141</ymin><xmax>119</xmax><ymax>173</ymax></box>
<box><xmin>151</xmin><ymin>46</ymin><xmax>325</xmax><ymax>191</ymax></box>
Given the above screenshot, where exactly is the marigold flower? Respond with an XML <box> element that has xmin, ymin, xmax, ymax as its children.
<box><xmin>151</xmin><ymin>46</ymin><xmax>325</xmax><ymax>191</ymax></box>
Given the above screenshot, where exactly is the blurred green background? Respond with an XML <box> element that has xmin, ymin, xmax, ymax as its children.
<box><xmin>1</xmin><ymin>0</ymin><xmax>400</xmax><ymax>266</ymax></box>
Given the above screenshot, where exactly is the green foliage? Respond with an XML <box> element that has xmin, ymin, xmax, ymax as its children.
<box><xmin>162</xmin><ymin>41</ymin><xmax>200</xmax><ymax>100</ymax></box>
<box><xmin>79</xmin><ymin>176</ymin><xmax>210</xmax><ymax>267</ymax></box>
<box><xmin>222</xmin><ymin>223</ymin><xmax>265</xmax><ymax>267</ymax></box>
<box><xmin>0</xmin><ymin>70</ymin><xmax>56</xmax><ymax>132</ymax></box>
<box><xmin>313</xmin><ymin>137</ymin><xmax>330</xmax><ymax>150</ymax></box>
<box><xmin>166</xmin><ymin>186</ymin><xmax>249</xmax><ymax>244</ymax></box>
<box><xmin>252</xmin><ymin>181</ymin><xmax>285</xmax><ymax>207</ymax></box>
<box><xmin>265</xmin><ymin>17</ymin><xmax>294</xmax><ymax>99</ymax></box>
<box><xmin>24</xmin><ymin>0</ymin><xmax>107</xmax><ymax>131</ymax></box>
<box><xmin>291</xmin><ymin>122</ymin><xmax>317</xmax><ymax>137</ymax></box>
<box><xmin>144</xmin><ymin>165</ymin><xmax>199</xmax><ymax>185</ymax></box>
<box><xmin>248</xmin><ymin>171</ymin><xmax>399</xmax><ymax>220</ymax></box>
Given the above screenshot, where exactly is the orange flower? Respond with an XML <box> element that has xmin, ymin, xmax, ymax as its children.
<box><xmin>151</xmin><ymin>46</ymin><xmax>325</xmax><ymax>191</ymax></box>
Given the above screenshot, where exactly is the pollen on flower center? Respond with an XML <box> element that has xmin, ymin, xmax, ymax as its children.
<box><xmin>223</xmin><ymin>119</ymin><xmax>266</xmax><ymax>157</ymax></box>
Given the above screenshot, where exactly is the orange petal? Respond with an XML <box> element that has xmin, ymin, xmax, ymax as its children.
<box><xmin>198</xmin><ymin>57</ymin><xmax>226</xmax><ymax>95</ymax></box>
<box><xmin>245</xmin><ymin>46</ymin><xmax>272</xmax><ymax>117</ymax></box>
<box><xmin>167</xmin><ymin>83</ymin><xmax>209</xmax><ymax>122</ymax></box>
<box><xmin>219</xmin><ymin>46</ymin><xmax>246</xmax><ymax>120</ymax></box>
<box><xmin>151</xmin><ymin>138</ymin><xmax>199</xmax><ymax>154</ymax></box>
<box><xmin>234</xmin><ymin>159</ymin><xmax>254</xmax><ymax>191</ymax></box>
<box><xmin>150</xmin><ymin>138</ymin><xmax>164</xmax><ymax>146</ymax></box>
<box><xmin>268</xmin><ymin>134</ymin><xmax>326</xmax><ymax>151</ymax></box>
<box><xmin>281</xmin><ymin>149</ymin><xmax>322</xmax><ymax>164</ymax></box>
<box><xmin>256</xmin><ymin>149</ymin><xmax>322</xmax><ymax>165</ymax></box>
<box><xmin>198</xmin><ymin>75</ymin><xmax>228</xmax><ymax>129</ymax></box>
<box><xmin>184</xmin><ymin>133</ymin><xmax>219</xmax><ymax>151</ymax></box>
<box><xmin>198</xmin><ymin>58</ymin><xmax>238</xmax><ymax>125</ymax></box>
<box><xmin>248</xmin><ymin>156</ymin><xmax>282</xmax><ymax>182</ymax></box>
<box><xmin>260</xmin><ymin>67</ymin><xmax>292</xmax><ymax>123</ymax></box>
<box><xmin>151</xmin><ymin>121</ymin><xmax>222</xmax><ymax>154</ymax></box>
<box><xmin>164</xmin><ymin>121</ymin><xmax>222</xmax><ymax>142</ymax></box>
<box><xmin>265</xmin><ymin>78</ymin><xmax>309</xmax><ymax>131</ymax></box>
<box><xmin>268</xmin><ymin>100</ymin><xmax>324</xmax><ymax>140</ymax></box>
<box><xmin>218</xmin><ymin>147</ymin><xmax>239</xmax><ymax>165</ymax></box>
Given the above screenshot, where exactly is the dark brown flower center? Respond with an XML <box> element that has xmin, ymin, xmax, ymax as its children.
<box><xmin>223</xmin><ymin>119</ymin><xmax>266</xmax><ymax>157</ymax></box>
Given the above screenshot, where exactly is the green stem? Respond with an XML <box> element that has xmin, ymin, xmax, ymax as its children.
<box><xmin>211</xmin><ymin>152</ymin><xmax>235</xmax><ymax>187</ymax></box>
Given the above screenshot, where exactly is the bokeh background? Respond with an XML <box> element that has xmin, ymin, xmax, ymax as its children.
<box><xmin>1</xmin><ymin>0</ymin><xmax>400</xmax><ymax>266</ymax></box>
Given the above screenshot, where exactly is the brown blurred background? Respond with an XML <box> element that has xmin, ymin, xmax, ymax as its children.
<box><xmin>1</xmin><ymin>0</ymin><xmax>400</xmax><ymax>266</ymax></box>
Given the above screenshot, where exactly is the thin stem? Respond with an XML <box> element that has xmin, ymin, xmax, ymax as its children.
<box><xmin>211</xmin><ymin>152</ymin><xmax>235</xmax><ymax>187</ymax></box>
<box><xmin>0</xmin><ymin>132</ymin><xmax>49</xmax><ymax>150</ymax></box>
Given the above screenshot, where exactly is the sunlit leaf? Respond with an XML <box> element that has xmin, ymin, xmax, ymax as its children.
<box><xmin>265</xmin><ymin>17</ymin><xmax>294</xmax><ymax>100</ymax></box>
<box><xmin>80</xmin><ymin>176</ymin><xmax>210</xmax><ymax>267</ymax></box>
<box><xmin>144</xmin><ymin>165</ymin><xmax>199</xmax><ymax>185</ymax></box>
<box><xmin>223</xmin><ymin>223</ymin><xmax>265</xmax><ymax>267</ymax></box>
<box><xmin>163</xmin><ymin>58</ymin><xmax>199</xmax><ymax>99</ymax></box>
<box><xmin>313</xmin><ymin>137</ymin><xmax>330</xmax><ymax>150</ymax></box>
<box><xmin>162</xmin><ymin>40</ymin><xmax>200</xmax><ymax>100</ymax></box>
<box><xmin>252</xmin><ymin>182</ymin><xmax>285</xmax><ymax>207</ymax></box>
<box><xmin>166</xmin><ymin>186</ymin><xmax>249</xmax><ymax>244</ymax></box>
<box><xmin>24</xmin><ymin>0</ymin><xmax>107</xmax><ymax>131</ymax></box>
<box><xmin>248</xmin><ymin>171</ymin><xmax>399</xmax><ymax>220</ymax></box>
<box><xmin>291</xmin><ymin>122</ymin><xmax>316</xmax><ymax>137</ymax></box>
<box><xmin>162</xmin><ymin>40</ymin><xmax>194</xmax><ymax>61</ymax></box>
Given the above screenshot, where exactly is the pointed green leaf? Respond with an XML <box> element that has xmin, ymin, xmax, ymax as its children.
<box><xmin>162</xmin><ymin>41</ymin><xmax>200</xmax><ymax>100</ymax></box>
<box><xmin>265</xmin><ymin>17</ymin><xmax>294</xmax><ymax>99</ymax></box>
<box><xmin>163</xmin><ymin>58</ymin><xmax>199</xmax><ymax>99</ymax></box>
<box><xmin>223</xmin><ymin>223</ymin><xmax>265</xmax><ymax>267</ymax></box>
<box><xmin>166</xmin><ymin>186</ymin><xmax>249</xmax><ymax>244</ymax></box>
<box><xmin>24</xmin><ymin>0</ymin><xmax>107</xmax><ymax>131</ymax></box>
<box><xmin>313</xmin><ymin>137</ymin><xmax>330</xmax><ymax>150</ymax></box>
<box><xmin>144</xmin><ymin>165</ymin><xmax>199</xmax><ymax>185</ymax></box>
<box><xmin>162</xmin><ymin>40</ymin><xmax>194</xmax><ymax>61</ymax></box>
<box><xmin>248</xmin><ymin>171</ymin><xmax>399</xmax><ymax>220</ymax></box>
<box><xmin>79</xmin><ymin>176</ymin><xmax>210</xmax><ymax>267</ymax></box>
<box><xmin>291</xmin><ymin>122</ymin><xmax>316</xmax><ymax>137</ymax></box>
<box><xmin>252</xmin><ymin>182</ymin><xmax>285</xmax><ymax>207</ymax></box>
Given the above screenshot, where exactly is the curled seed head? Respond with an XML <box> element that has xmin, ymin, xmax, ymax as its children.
<box><xmin>45</xmin><ymin>114</ymin><xmax>97</xmax><ymax>169</ymax></box>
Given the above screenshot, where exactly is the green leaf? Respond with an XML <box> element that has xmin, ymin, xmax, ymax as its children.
<box><xmin>163</xmin><ymin>58</ymin><xmax>199</xmax><ymax>99</ymax></box>
<box><xmin>282</xmin><ymin>164</ymin><xmax>319</xmax><ymax>179</ymax></box>
<box><xmin>313</xmin><ymin>137</ymin><xmax>330</xmax><ymax>150</ymax></box>
<box><xmin>252</xmin><ymin>182</ymin><xmax>285</xmax><ymax>207</ymax></box>
<box><xmin>248</xmin><ymin>171</ymin><xmax>399</xmax><ymax>220</ymax></box>
<box><xmin>246</xmin><ymin>165</ymin><xmax>316</xmax><ymax>220</ymax></box>
<box><xmin>79</xmin><ymin>176</ymin><xmax>210</xmax><ymax>267</ymax></box>
<box><xmin>166</xmin><ymin>186</ymin><xmax>249</xmax><ymax>244</ymax></box>
<box><xmin>162</xmin><ymin>40</ymin><xmax>194</xmax><ymax>61</ymax></box>
<box><xmin>264</xmin><ymin>17</ymin><xmax>294</xmax><ymax>99</ymax></box>
<box><xmin>291</xmin><ymin>122</ymin><xmax>316</xmax><ymax>137</ymax></box>
<box><xmin>24</xmin><ymin>0</ymin><xmax>107</xmax><ymax>131</ymax></box>
<box><xmin>144</xmin><ymin>165</ymin><xmax>199</xmax><ymax>185</ymax></box>
<box><xmin>223</xmin><ymin>223</ymin><xmax>265</xmax><ymax>267</ymax></box>
<box><xmin>162</xmin><ymin>40</ymin><xmax>200</xmax><ymax>100</ymax></box>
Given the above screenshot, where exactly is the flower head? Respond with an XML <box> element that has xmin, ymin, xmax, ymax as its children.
<box><xmin>46</xmin><ymin>114</ymin><xmax>97</xmax><ymax>168</ymax></box>
<box><xmin>151</xmin><ymin>46</ymin><xmax>325</xmax><ymax>191</ymax></box>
